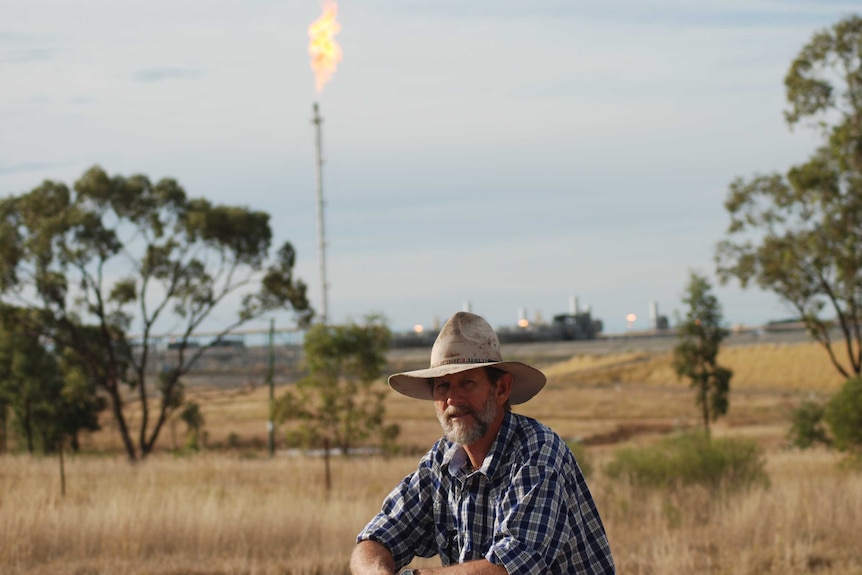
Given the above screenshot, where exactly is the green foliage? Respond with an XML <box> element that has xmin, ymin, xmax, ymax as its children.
<box><xmin>275</xmin><ymin>316</ymin><xmax>395</xmax><ymax>455</ymax></box>
<box><xmin>180</xmin><ymin>401</ymin><xmax>205</xmax><ymax>434</ymax></box>
<box><xmin>786</xmin><ymin>378</ymin><xmax>862</xmax><ymax>454</ymax></box>
<box><xmin>838</xmin><ymin>453</ymin><xmax>862</xmax><ymax>473</ymax></box>
<box><xmin>379</xmin><ymin>422</ymin><xmax>401</xmax><ymax>458</ymax></box>
<box><xmin>0</xmin><ymin>166</ymin><xmax>311</xmax><ymax>459</ymax></box>
<box><xmin>673</xmin><ymin>272</ymin><xmax>733</xmax><ymax>436</ymax></box>
<box><xmin>179</xmin><ymin>401</ymin><xmax>206</xmax><ymax>452</ymax></box>
<box><xmin>716</xmin><ymin>15</ymin><xmax>862</xmax><ymax>379</ymax></box>
<box><xmin>54</xmin><ymin>360</ymin><xmax>108</xmax><ymax>451</ymax></box>
<box><xmin>787</xmin><ymin>398</ymin><xmax>831</xmax><ymax>449</ymax></box>
<box><xmin>158</xmin><ymin>368</ymin><xmax>185</xmax><ymax>410</ymax></box>
<box><xmin>0</xmin><ymin>305</ymin><xmax>105</xmax><ymax>454</ymax></box>
<box><xmin>824</xmin><ymin>376</ymin><xmax>862</xmax><ymax>453</ymax></box>
<box><xmin>604</xmin><ymin>432</ymin><xmax>769</xmax><ymax>494</ymax></box>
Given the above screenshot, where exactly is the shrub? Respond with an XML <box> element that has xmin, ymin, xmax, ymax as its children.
<box><xmin>824</xmin><ymin>376</ymin><xmax>862</xmax><ymax>453</ymax></box>
<box><xmin>838</xmin><ymin>454</ymin><xmax>862</xmax><ymax>473</ymax></box>
<box><xmin>787</xmin><ymin>399</ymin><xmax>831</xmax><ymax>449</ymax></box>
<box><xmin>380</xmin><ymin>423</ymin><xmax>401</xmax><ymax>458</ymax></box>
<box><xmin>604</xmin><ymin>431</ymin><xmax>769</xmax><ymax>493</ymax></box>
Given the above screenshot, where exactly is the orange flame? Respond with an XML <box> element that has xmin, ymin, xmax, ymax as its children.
<box><xmin>308</xmin><ymin>2</ymin><xmax>343</xmax><ymax>94</ymax></box>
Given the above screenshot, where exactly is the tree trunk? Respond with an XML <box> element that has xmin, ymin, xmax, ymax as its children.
<box><xmin>58</xmin><ymin>439</ymin><xmax>66</xmax><ymax>498</ymax></box>
<box><xmin>699</xmin><ymin>373</ymin><xmax>709</xmax><ymax>439</ymax></box>
<box><xmin>24</xmin><ymin>401</ymin><xmax>34</xmax><ymax>454</ymax></box>
<box><xmin>142</xmin><ymin>403</ymin><xmax>170</xmax><ymax>458</ymax></box>
<box><xmin>141</xmin><ymin>372</ymin><xmax>182</xmax><ymax>458</ymax></box>
<box><xmin>701</xmin><ymin>377</ymin><xmax>711</xmax><ymax>439</ymax></box>
<box><xmin>324</xmin><ymin>436</ymin><xmax>332</xmax><ymax>497</ymax></box>
<box><xmin>171</xmin><ymin>418</ymin><xmax>177</xmax><ymax>451</ymax></box>
<box><xmin>0</xmin><ymin>403</ymin><xmax>7</xmax><ymax>454</ymax></box>
<box><xmin>105</xmin><ymin>380</ymin><xmax>137</xmax><ymax>461</ymax></box>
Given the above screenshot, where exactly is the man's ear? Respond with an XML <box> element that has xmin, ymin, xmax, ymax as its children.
<box><xmin>497</xmin><ymin>372</ymin><xmax>513</xmax><ymax>405</ymax></box>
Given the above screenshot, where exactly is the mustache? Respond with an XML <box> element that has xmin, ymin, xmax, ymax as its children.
<box><xmin>443</xmin><ymin>406</ymin><xmax>475</xmax><ymax>419</ymax></box>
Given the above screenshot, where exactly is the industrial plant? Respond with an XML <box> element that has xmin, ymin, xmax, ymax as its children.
<box><xmin>391</xmin><ymin>296</ymin><xmax>619</xmax><ymax>348</ymax></box>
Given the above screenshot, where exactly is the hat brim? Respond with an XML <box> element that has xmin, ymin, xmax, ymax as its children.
<box><xmin>388</xmin><ymin>361</ymin><xmax>546</xmax><ymax>405</ymax></box>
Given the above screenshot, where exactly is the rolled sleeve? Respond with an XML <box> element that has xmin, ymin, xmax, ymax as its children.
<box><xmin>356</xmin><ymin>468</ymin><xmax>437</xmax><ymax>569</ymax></box>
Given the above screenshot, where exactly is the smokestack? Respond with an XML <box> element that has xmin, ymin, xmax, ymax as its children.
<box><xmin>569</xmin><ymin>295</ymin><xmax>579</xmax><ymax>315</ymax></box>
<box><xmin>462</xmin><ymin>301</ymin><xmax>472</xmax><ymax>312</ymax></box>
<box><xmin>649</xmin><ymin>301</ymin><xmax>658</xmax><ymax>330</ymax></box>
<box><xmin>312</xmin><ymin>102</ymin><xmax>328</xmax><ymax>324</ymax></box>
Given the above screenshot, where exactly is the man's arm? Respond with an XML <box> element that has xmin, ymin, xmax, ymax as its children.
<box><xmin>350</xmin><ymin>540</ymin><xmax>397</xmax><ymax>575</ymax></box>
<box><xmin>407</xmin><ymin>560</ymin><xmax>508</xmax><ymax>575</ymax></box>
<box><xmin>350</xmin><ymin>541</ymin><xmax>508</xmax><ymax>575</ymax></box>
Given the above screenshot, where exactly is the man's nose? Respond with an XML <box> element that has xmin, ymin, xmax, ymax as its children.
<box><xmin>445</xmin><ymin>384</ymin><xmax>465</xmax><ymax>405</ymax></box>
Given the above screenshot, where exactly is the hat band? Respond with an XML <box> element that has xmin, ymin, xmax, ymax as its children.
<box><xmin>431</xmin><ymin>357</ymin><xmax>499</xmax><ymax>368</ymax></box>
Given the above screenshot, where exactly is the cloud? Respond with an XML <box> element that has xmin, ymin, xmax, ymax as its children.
<box><xmin>0</xmin><ymin>162</ymin><xmax>55</xmax><ymax>175</ymax></box>
<box><xmin>0</xmin><ymin>47</ymin><xmax>56</xmax><ymax>64</ymax></box>
<box><xmin>389</xmin><ymin>0</ymin><xmax>849</xmax><ymax>28</ymax></box>
<box><xmin>132</xmin><ymin>68</ymin><xmax>203</xmax><ymax>83</ymax></box>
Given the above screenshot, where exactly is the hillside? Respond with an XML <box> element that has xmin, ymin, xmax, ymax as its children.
<box><xmin>97</xmin><ymin>334</ymin><xmax>848</xmax><ymax>458</ymax></box>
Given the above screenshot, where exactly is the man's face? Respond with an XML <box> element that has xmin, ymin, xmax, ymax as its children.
<box><xmin>432</xmin><ymin>367</ymin><xmax>502</xmax><ymax>446</ymax></box>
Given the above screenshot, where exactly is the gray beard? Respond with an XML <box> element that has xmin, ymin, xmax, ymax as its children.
<box><xmin>436</xmin><ymin>392</ymin><xmax>499</xmax><ymax>446</ymax></box>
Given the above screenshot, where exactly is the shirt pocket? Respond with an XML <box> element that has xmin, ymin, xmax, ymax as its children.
<box><xmin>433</xmin><ymin>496</ymin><xmax>458</xmax><ymax>565</ymax></box>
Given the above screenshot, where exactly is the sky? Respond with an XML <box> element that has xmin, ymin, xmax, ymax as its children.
<box><xmin>1</xmin><ymin>0</ymin><xmax>858</xmax><ymax>337</ymax></box>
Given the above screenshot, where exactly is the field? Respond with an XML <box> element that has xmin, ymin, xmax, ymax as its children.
<box><xmin>2</xmin><ymin>339</ymin><xmax>861</xmax><ymax>574</ymax></box>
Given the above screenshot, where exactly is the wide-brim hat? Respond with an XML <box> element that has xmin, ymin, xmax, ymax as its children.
<box><xmin>388</xmin><ymin>311</ymin><xmax>546</xmax><ymax>405</ymax></box>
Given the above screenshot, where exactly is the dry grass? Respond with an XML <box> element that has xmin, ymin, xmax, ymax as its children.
<box><xmin>3</xmin><ymin>339</ymin><xmax>860</xmax><ymax>574</ymax></box>
<box><xmin>545</xmin><ymin>340</ymin><xmax>846</xmax><ymax>392</ymax></box>
<box><xmin>0</xmin><ymin>454</ymin><xmax>407</xmax><ymax>575</ymax></box>
<box><xmin>604</xmin><ymin>448</ymin><xmax>862</xmax><ymax>574</ymax></box>
<box><xmin>1</xmin><ymin>450</ymin><xmax>860</xmax><ymax>575</ymax></box>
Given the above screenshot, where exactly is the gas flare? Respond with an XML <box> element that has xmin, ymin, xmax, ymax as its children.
<box><xmin>308</xmin><ymin>2</ymin><xmax>342</xmax><ymax>94</ymax></box>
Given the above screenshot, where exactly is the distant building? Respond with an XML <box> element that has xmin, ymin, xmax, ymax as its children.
<box><xmin>649</xmin><ymin>301</ymin><xmax>670</xmax><ymax>331</ymax></box>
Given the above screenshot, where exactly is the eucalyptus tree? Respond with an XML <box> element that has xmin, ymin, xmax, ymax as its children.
<box><xmin>0</xmin><ymin>166</ymin><xmax>312</xmax><ymax>460</ymax></box>
<box><xmin>673</xmin><ymin>272</ymin><xmax>733</xmax><ymax>438</ymax></box>
<box><xmin>716</xmin><ymin>15</ymin><xmax>862</xmax><ymax>378</ymax></box>
<box><xmin>275</xmin><ymin>315</ymin><xmax>396</xmax><ymax>457</ymax></box>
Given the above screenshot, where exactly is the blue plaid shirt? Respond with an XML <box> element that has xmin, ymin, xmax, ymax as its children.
<box><xmin>357</xmin><ymin>412</ymin><xmax>615</xmax><ymax>574</ymax></box>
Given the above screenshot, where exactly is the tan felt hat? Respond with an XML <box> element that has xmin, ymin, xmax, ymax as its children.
<box><xmin>388</xmin><ymin>311</ymin><xmax>546</xmax><ymax>405</ymax></box>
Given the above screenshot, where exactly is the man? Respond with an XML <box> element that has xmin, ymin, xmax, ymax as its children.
<box><xmin>350</xmin><ymin>311</ymin><xmax>615</xmax><ymax>575</ymax></box>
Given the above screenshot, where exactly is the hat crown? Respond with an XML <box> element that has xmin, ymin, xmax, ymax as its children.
<box><xmin>388</xmin><ymin>311</ymin><xmax>546</xmax><ymax>404</ymax></box>
<box><xmin>430</xmin><ymin>312</ymin><xmax>503</xmax><ymax>368</ymax></box>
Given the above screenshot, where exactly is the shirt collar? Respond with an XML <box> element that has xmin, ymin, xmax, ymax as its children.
<box><xmin>442</xmin><ymin>411</ymin><xmax>516</xmax><ymax>479</ymax></box>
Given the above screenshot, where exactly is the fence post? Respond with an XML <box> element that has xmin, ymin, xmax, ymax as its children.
<box><xmin>267</xmin><ymin>318</ymin><xmax>275</xmax><ymax>457</ymax></box>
